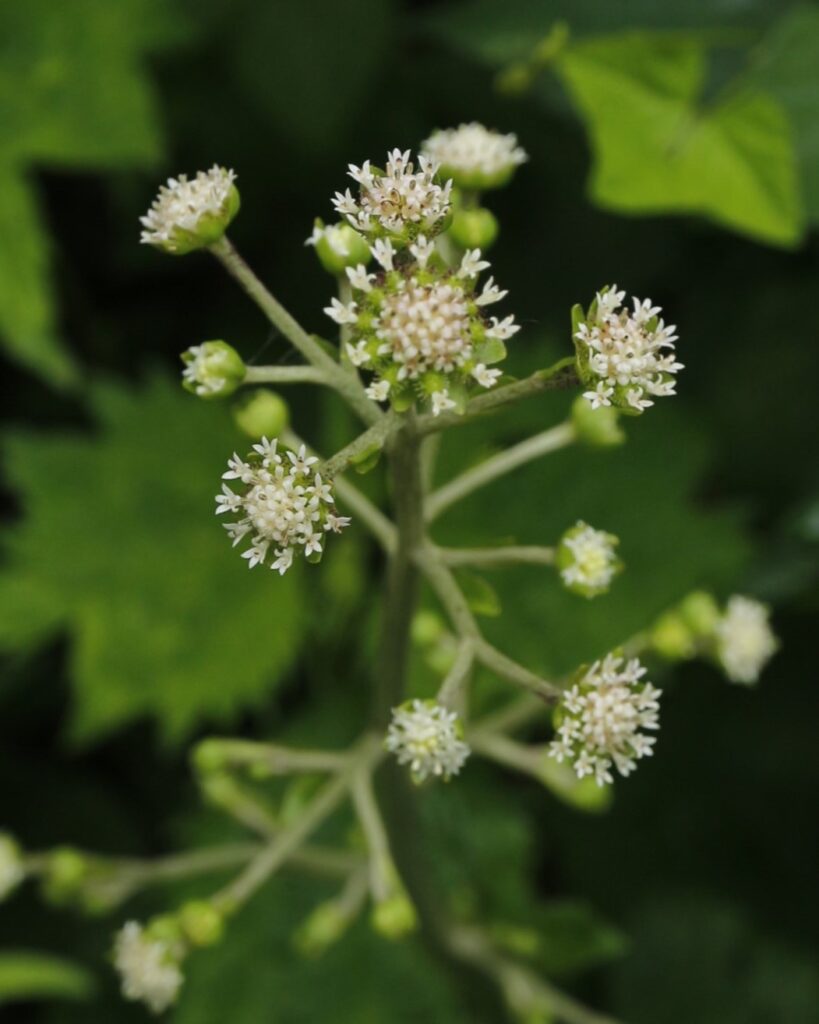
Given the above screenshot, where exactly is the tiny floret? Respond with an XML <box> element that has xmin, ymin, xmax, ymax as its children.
<box><xmin>181</xmin><ymin>340</ymin><xmax>245</xmax><ymax>399</ymax></box>
<box><xmin>332</xmin><ymin>149</ymin><xmax>452</xmax><ymax>242</ymax></box>
<box><xmin>574</xmin><ymin>286</ymin><xmax>682</xmax><ymax>414</ymax></box>
<box><xmin>0</xmin><ymin>833</ymin><xmax>24</xmax><ymax>901</ymax></box>
<box><xmin>113</xmin><ymin>921</ymin><xmax>183</xmax><ymax>1015</ymax></box>
<box><xmin>557</xmin><ymin>521</ymin><xmax>622</xmax><ymax>598</ymax></box>
<box><xmin>549</xmin><ymin>654</ymin><xmax>661</xmax><ymax>786</ymax></box>
<box><xmin>716</xmin><ymin>595</ymin><xmax>777</xmax><ymax>684</ymax></box>
<box><xmin>386</xmin><ymin>699</ymin><xmax>470</xmax><ymax>782</ymax></box>
<box><xmin>421</xmin><ymin>122</ymin><xmax>528</xmax><ymax>189</ymax></box>
<box><xmin>215</xmin><ymin>439</ymin><xmax>348</xmax><ymax>573</ymax></box>
<box><xmin>140</xmin><ymin>165</ymin><xmax>239</xmax><ymax>255</ymax></box>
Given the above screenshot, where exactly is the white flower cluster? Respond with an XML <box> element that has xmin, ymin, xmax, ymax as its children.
<box><xmin>716</xmin><ymin>595</ymin><xmax>777</xmax><ymax>685</ymax></box>
<box><xmin>113</xmin><ymin>922</ymin><xmax>183</xmax><ymax>1015</ymax></box>
<box><xmin>386</xmin><ymin>699</ymin><xmax>470</xmax><ymax>782</ymax></box>
<box><xmin>576</xmin><ymin>287</ymin><xmax>682</xmax><ymax>413</ymax></box>
<box><xmin>422</xmin><ymin>122</ymin><xmax>527</xmax><ymax>188</ymax></box>
<box><xmin>333</xmin><ymin>149</ymin><xmax>452</xmax><ymax>239</ymax></box>
<box><xmin>215</xmin><ymin>439</ymin><xmax>349</xmax><ymax>574</ymax></box>
<box><xmin>549</xmin><ymin>654</ymin><xmax>661</xmax><ymax>786</ymax></box>
<box><xmin>558</xmin><ymin>521</ymin><xmax>620</xmax><ymax>598</ymax></box>
<box><xmin>181</xmin><ymin>341</ymin><xmax>245</xmax><ymax>399</ymax></box>
<box><xmin>140</xmin><ymin>166</ymin><xmax>238</xmax><ymax>253</ymax></box>
<box><xmin>0</xmin><ymin>834</ymin><xmax>23</xmax><ymax>901</ymax></box>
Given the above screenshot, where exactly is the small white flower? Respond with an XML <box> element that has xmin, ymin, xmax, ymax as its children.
<box><xmin>716</xmin><ymin>595</ymin><xmax>777</xmax><ymax>684</ymax></box>
<box><xmin>304</xmin><ymin>224</ymin><xmax>324</xmax><ymax>247</ymax></box>
<box><xmin>0</xmin><ymin>834</ymin><xmax>24</xmax><ymax>902</ymax></box>
<box><xmin>421</xmin><ymin>123</ymin><xmax>528</xmax><ymax>186</ymax></box>
<box><xmin>286</xmin><ymin>445</ymin><xmax>318</xmax><ymax>474</ymax></box>
<box><xmin>345</xmin><ymin>340</ymin><xmax>372</xmax><ymax>367</ymax></box>
<box><xmin>558</xmin><ymin>521</ymin><xmax>621</xmax><ymax>597</ymax></box>
<box><xmin>140</xmin><ymin>166</ymin><xmax>237</xmax><ymax>253</ymax></box>
<box><xmin>577</xmin><ymin>286</ymin><xmax>682</xmax><ymax>413</ymax></box>
<box><xmin>475</xmin><ymin>276</ymin><xmax>507</xmax><ymax>306</ymax></box>
<box><xmin>346</xmin><ymin>264</ymin><xmax>375</xmax><ymax>292</ymax></box>
<box><xmin>549</xmin><ymin>654</ymin><xmax>661</xmax><ymax>786</ymax></box>
<box><xmin>409</xmin><ymin>235</ymin><xmax>434</xmax><ymax>268</ymax></box>
<box><xmin>113</xmin><ymin>921</ymin><xmax>183</xmax><ymax>1015</ymax></box>
<box><xmin>365</xmin><ymin>379</ymin><xmax>391</xmax><ymax>402</ymax></box>
<box><xmin>457</xmin><ymin>249</ymin><xmax>491</xmax><ymax>278</ymax></box>
<box><xmin>386</xmin><ymin>699</ymin><xmax>470</xmax><ymax>782</ymax></box>
<box><xmin>370</xmin><ymin>239</ymin><xmax>395</xmax><ymax>271</ymax></box>
<box><xmin>431</xmin><ymin>389</ymin><xmax>457</xmax><ymax>416</ymax></box>
<box><xmin>323</xmin><ymin>297</ymin><xmax>359</xmax><ymax>325</ymax></box>
<box><xmin>325</xmin><ymin>513</ymin><xmax>352</xmax><ymax>533</ymax></box>
<box><xmin>471</xmin><ymin>363</ymin><xmax>502</xmax><ymax>388</ymax></box>
<box><xmin>485</xmin><ymin>314</ymin><xmax>520</xmax><ymax>341</ymax></box>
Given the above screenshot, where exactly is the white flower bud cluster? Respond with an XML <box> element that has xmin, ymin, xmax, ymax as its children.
<box><xmin>716</xmin><ymin>595</ymin><xmax>777</xmax><ymax>684</ymax></box>
<box><xmin>333</xmin><ymin>149</ymin><xmax>452</xmax><ymax>240</ymax></box>
<box><xmin>113</xmin><ymin>922</ymin><xmax>184</xmax><ymax>1015</ymax></box>
<box><xmin>549</xmin><ymin>654</ymin><xmax>661</xmax><ymax>786</ymax></box>
<box><xmin>557</xmin><ymin>521</ymin><xmax>621</xmax><ymax>598</ymax></box>
<box><xmin>386</xmin><ymin>699</ymin><xmax>470</xmax><ymax>782</ymax></box>
<box><xmin>140</xmin><ymin>166</ymin><xmax>238</xmax><ymax>254</ymax></box>
<box><xmin>181</xmin><ymin>341</ymin><xmax>245</xmax><ymax>399</ymax></box>
<box><xmin>576</xmin><ymin>287</ymin><xmax>682</xmax><ymax>413</ymax></box>
<box><xmin>215</xmin><ymin>439</ymin><xmax>349</xmax><ymax>574</ymax></box>
<box><xmin>421</xmin><ymin>122</ymin><xmax>527</xmax><ymax>189</ymax></box>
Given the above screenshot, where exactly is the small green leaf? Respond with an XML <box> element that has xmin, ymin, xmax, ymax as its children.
<box><xmin>455</xmin><ymin>569</ymin><xmax>502</xmax><ymax>618</ymax></box>
<box><xmin>0</xmin><ymin>951</ymin><xmax>95</xmax><ymax>1004</ymax></box>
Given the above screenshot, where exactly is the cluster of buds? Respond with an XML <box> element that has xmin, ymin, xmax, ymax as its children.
<box><xmin>386</xmin><ymin>699</ymin><xmax>470</xmax><ymax>783</ymax></box>
<box><xmin>140</xmin><ymin>165</ymin><xmax>239</xmax><ymax>255</ymax></box>
<box><xmin>181</xmin><ymin>340</ymin><xmax>245</xmax><ymax>399</ymax></box>
<box><xmin>573</xmin><ymin>286</ymin><xmax>682</xmax><ymax>413</ymax></box>
<box><xmin>556</xmin><ymin>520</ymin><xmax>622</xmax><ymax>598</ymax></box>
<box><xmin>421</xmin><ymin>122</ymin><xmax>528</xmax><ymax>191</ymax></box>
<box><xmin>215</xmin><ymin>438</ymin><xmax>349</xmax><ymax>575</ymax></box>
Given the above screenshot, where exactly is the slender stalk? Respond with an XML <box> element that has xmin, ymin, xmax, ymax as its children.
<box><xmin>469</xmin><ymin>731</ymin><xmax>543</xmax><ymax>779</ymax></box>
<box><xmin>351</xmin><ymin>770</ymin><xmax>393</xmax><ymax>901</ymax></box>
<box><xmin>210</xmin><ymin>236</ymin><xmax>381</xmax><ymax>426</ymax></box>
<box><xmin>195</xmin><ymin>737</ymin><xmax>351</xmax><ymax>775</ymax></box>
<box><xmin>474</xmin><ymin>638</ymin><xmax>562</xmax><ymax>703</ymax></box>
<box><xmin>426</xmin><ymin>421</ymin><xmax>576</xmax><ymax>522</ymax></box>
<box><xmin>469</xmin><ymin>693</ymin><xmax>547</xmax><ymax>737</ymax></box>
<box><xmin>244</xmin><ymin>365</ymin><xmax>327</xmax><ymax>385</ymax></box>
<box><xmin>321</xmin><ymin>413</ymin><xmax>398</xmax><ymax>478</ymax></box>
<box><xmin>416</xmin><ymin>357</ymin><xmax>578</xmax><ymax>435</ymax></box>
<box><xmin>439</xmin><ymin>545</ymin><xmax>555</xmax><ymax>569</ymax></box>
<box><xmin>437</xmin><ymin>639</ymin><xmax>475</xmax><ymax>709</ymax></box>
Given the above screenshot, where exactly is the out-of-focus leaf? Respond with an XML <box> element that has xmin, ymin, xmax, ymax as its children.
<box><xmin>0</xmin><ymin>373</ymin><xmax>306</xmax><ymax>744</ymax></box>
<box><xmin>0</xmin><ymin>0</ymin><xmax>182</xmax><ymax>383</ymax></box>
<box><xmin>556</xmin><ymin>33</ymin><xmax>801</xmax><ymax>246</ymax></box>
<box><xmin>455</xmin><ymin>569</ymin><xmax>502</xmax><ymax>618</ymax></box>
<box><xmin>0</xmin><ymin>951</ymin><xmax>94</xmax><ymax>1004</ymax></box>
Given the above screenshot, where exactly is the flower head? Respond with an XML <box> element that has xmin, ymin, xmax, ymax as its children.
<box><xmin>215</xmin><ymin>439</ymin><xmax>349</xmax><ymax>574</ymax></box>
<box><xmin>332</xmin><ymin>149</ymin><xmax>452</xmax><ymax>242</ymax></box>
<box><xmin>549</xmin><ymin>654</ymin><xmax>661</xmax><ymax>786</ymax></box>
<box><xmin>574</xmin><ymin>287</ymin><xmax>682</xmax><ymax>414</ymax></box>
<box><xmin>386</xmin><ymin>699</ymin><xmax>470</xmax><ymax>782</ymax></box>
<box><xmin>0</xmin><ymin>833</ymin><xmax>24</xmax><ymax>902</ymax></box>
<box><xmin>181</xmin><ymin>340</ymin><xmax>245</xmax><ymax>399</ymax></box>
<box><xmin>140</xmin><ymin>166</ymin><xmax>239</xmax><ymax>255</ymax></box>
<box><xmin>421</xmin><ymin>122</ymin><xmax>527</xmax><ymax>189</ymax></box>
<box><xmin>716</xmin><ymin>595</ymin><xmax>777</xmax><ymax>684</ymax></box>
<box><xmin>113</xmin><ymin>921</ymin><xmax>183</xmax><ymax>1015</ymax></box>
<box><xmin>556</xmin><ymin>521</ymin><xmax>622</xmax><ymax>598</ymax></box>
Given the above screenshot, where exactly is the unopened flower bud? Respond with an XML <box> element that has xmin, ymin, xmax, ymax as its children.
<box><xmin>570</xmin><ymin>395</ymin><xmax>625</xmax><ymax>447</ymax></box>
<box><xmin>41</xmin><ymin>846</ymin><xmax>89</xmax><ymax>906</ymax></box>
<box><xmin>295</xmin><ymin>900</ymin><xmax>351</xmax><ymax>957</ymax></box>
<box><xmin>181</xmin><ymin>341</ymin><xmax>246</xmax><ymax>399</ymax></box>
<box><xmin>306</xmin><ymin>220</ymin><xmax>371</xmax><ymax>275</ymax></box>
<box><xmin>140</xmin><ymin>166</ymin><xmax>239</xmax><ymax>255</ymax></box>
<box><xmin>678</xmin><ymin>591</ymin><xmax>721</xmax><ymax>638</ymax></box>
<box><xmin>0</xmin><ymin>833</ymin><xmax>24</xmax><ymax>902</ymax></box>
<box><xmin>650</xmin><ymin>610</ymin><xmax>696</xmax><ymax>661</ymax></box>
<box><xmin>448</xmin><ymin>206</ymin><xmax>499</xmax><ymax>250</ymax></box>
<box><xmin>556</xmin><ymin>521</ymin><xmax>621</xmax><ymax>598</ymax></box>
<box><xmin>179</xmin><ymin>901</ymin><xmax>224</xmax><ymax>947</ymax></box>
<box><xmin>233</xmin><ymin>389</ymin><xmax>290</xmax><ymax>439</ymax></box>
<box><xmin>370</xmin><ymin>889</ymin><xmax>417</xmax><ymax>940</ymax></box>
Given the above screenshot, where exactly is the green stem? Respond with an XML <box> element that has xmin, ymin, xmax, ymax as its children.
<box><xmin>210</xmin><ymin>235</ymin><xmax>381</xmax><ymax>426</ymax></box>
<box><xmin>243</xmin><ymin>365</ymin><xmax>327</xmax><ymax>385</ymax></box>
<box><xmin>321</xmin><ymin>413</ymin><xmax>398</xmax><ymax>478</ymax></box>
<box><xmin>439</xmin><ymin>545</ymin><xmax>555</xmax><ymax>569</ymax></box>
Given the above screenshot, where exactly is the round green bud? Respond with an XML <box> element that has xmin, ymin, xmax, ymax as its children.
<box><xmin>370</xmin><ymin>891</ymin><xmax>417</xmax><ymax>940</ymax></box>
<box><xmin>294</xmin><ymin>901</ymin><xmax>349</xmax><ymax>957</ymax></box>
<box><xmin>0</xmin><ymin>833</ymin><xmax>24</xmax><ymax>901</ymax></box>
<box><xmin>181</xmin><ymin>340</ymin><xmax>246</xmax><ymax>399</ymax></box>
<box><xmin>411</xmin><ymin>610</ymin><xmax>447</xmax><ymax>648</ymax></box>
<box><xmin>179</xmin><ymin>901</ymin><xmax>224</xmax><ymax>947</ymax></box>
<box><xmin>448</xmin><ymin>207</ymin><xmax>499</xmax><ymax>250</ymax></box>
<box><xmin>41</xmin><ymin>847</ymin><xmax>89</xmax><ymax>905</ymax></box>
<box><xmin>678</xmin><ymin>591</ymin><xmax>721</xmax><ymax>638</ymax></box>
<box><xmin>147</xmin><ymin>914</ymin><xmax>184</xmax><ymax>946</ymax></box>
<box><xmin>191</xmin><ymin>738</ymin><xmax>228</xmax><ymax>776</ymax></box>
<box><xmin>571</xmin><ymin>395</ymin><xmax>625</xmax><ymax>447</ymax></box>
<box><xmin>232</xmin><ymin>389</ymin><xmax>289</xmax><ymax>439</ymax></box>
<box><xmin>308</xmin><ymin>220</ymin><xmax>371</xmax><ymax>276</ymax></box>
<box><xmin>650</xmin><ymin>610</ymin><xmax>696</xmax><ymax>661</ymax></box>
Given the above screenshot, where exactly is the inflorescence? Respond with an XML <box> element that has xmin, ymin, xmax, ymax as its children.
<box><xmin>140</xmin><ymin>165</ymin><xmax>239</xmax><ymax>255</ymax></box>
<box><xmin>421</xmin><ymin>122</ymin><xmax>528</xmax><ymax>190</ymax></box>
<box><xmin>113</xmin><ymin>922</ymin><xmax>184</xmax><ymax>1015</ymax></box>
<box><xmin>386</xmin><ymin>699</ymin><xmax>471</xmax><ymax>783</ymax></box>
<box><xmin>716</xmin><ymin>595</ymin><xmax>778</xmax><ymax>685</ymax></box>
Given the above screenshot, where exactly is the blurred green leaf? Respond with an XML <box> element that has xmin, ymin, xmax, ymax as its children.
<box><xmin>556</xmin><ymin>33</ymin><xmax>801</xmax><ymax>246</ymax></box>
<box><xmin>0</xmin><ymin>373</ymin><xmax>306</xmax><ymax>744</ymax></box>
<box><xmin>455</xmin><ymin>569</ymin><xmax>502</xmax><ymax>618</ymax></box>
<box><xmin>0</xmin><ymin>951</ymin><xmax>94</xmax><ymax>1004</ymax></box>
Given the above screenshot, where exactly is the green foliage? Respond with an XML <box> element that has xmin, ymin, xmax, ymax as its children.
<box><xmin>0</xmin><ymin>373</ymin><xmax>305</xmax><ymax>744</ymax></box>
<box><xmin>0</xmin><ymin>952</ymin><xmax>94</xmax><ymax>1005</ymax></box>
<box><xmin>0</xmin><ymin>0</ymin><xmax>181</xmax><ymax>384</ymax></box>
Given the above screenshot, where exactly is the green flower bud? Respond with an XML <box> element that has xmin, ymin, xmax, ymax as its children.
<box><xmin>179</xmin><ymin>901</ymin><xmax>225</xmax><ymax>947</ymax></box>
<box><xmin>679</xmin><ymin>591</ymin><xmax>721</xmax><ymax>638</ymax></box>
<box><xmin>191</xmin><ymin>738</ymin><xmax>229</xmax><ymax>776</ymax></box>
<box><xmin>294</xmin><ymin>900</ymin><xmax>350</xmax><ymax>957</ymax></box>
<box><xmin>41</xmin><ymin>846</ymin><xmax>89</xmax><ymax>906</ymax></box>
<box><xmin>370</xmin><ymin>889</ymin><xmax>418</xmax><ymax>940</ymax></box>
<box><xmin>140</xmin><ymin>166</ymin><xmax>240</xmax><ymax>255</ymax></box>
<box><xmin>448</xmin><ymin>207</ymin><xmax>499</xmax><ymax>251</ymax></box>
<box><xmin>570</xmin><ymin>395</ymin><xmax>625</xmax><ymax>447</ymax></box>
<box><xmin>146</xmin><ymin>914</ymin><xmax>184</xmax><ymax>947</ymax></box>
<box><xmin>650</xmin><ymin>610</ymin><xmax>696</xmax><ymax>661</ymax></box>
<box><xmin>307</xmin><ymin>220</ymin><xmax>371</xmax><ymax>275</ymax></box>
<box><xmin>181</xmin><ymin>341</ymin><xmax>245</xmax><ymax>399</ymax></box>
<box><xmin>0</xmin><ymin>833</ymin><xmax>24</xmax><ymax>901</ymax></box>
<box><xmin>556</xmin><ymin>521</ymin><xmax>622</xmax><ymax>598</ymax></box>
<box><xmin>232</xmin><ymin>389</ymin><xmax>290</xmax><ymax>439</ymax></box>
